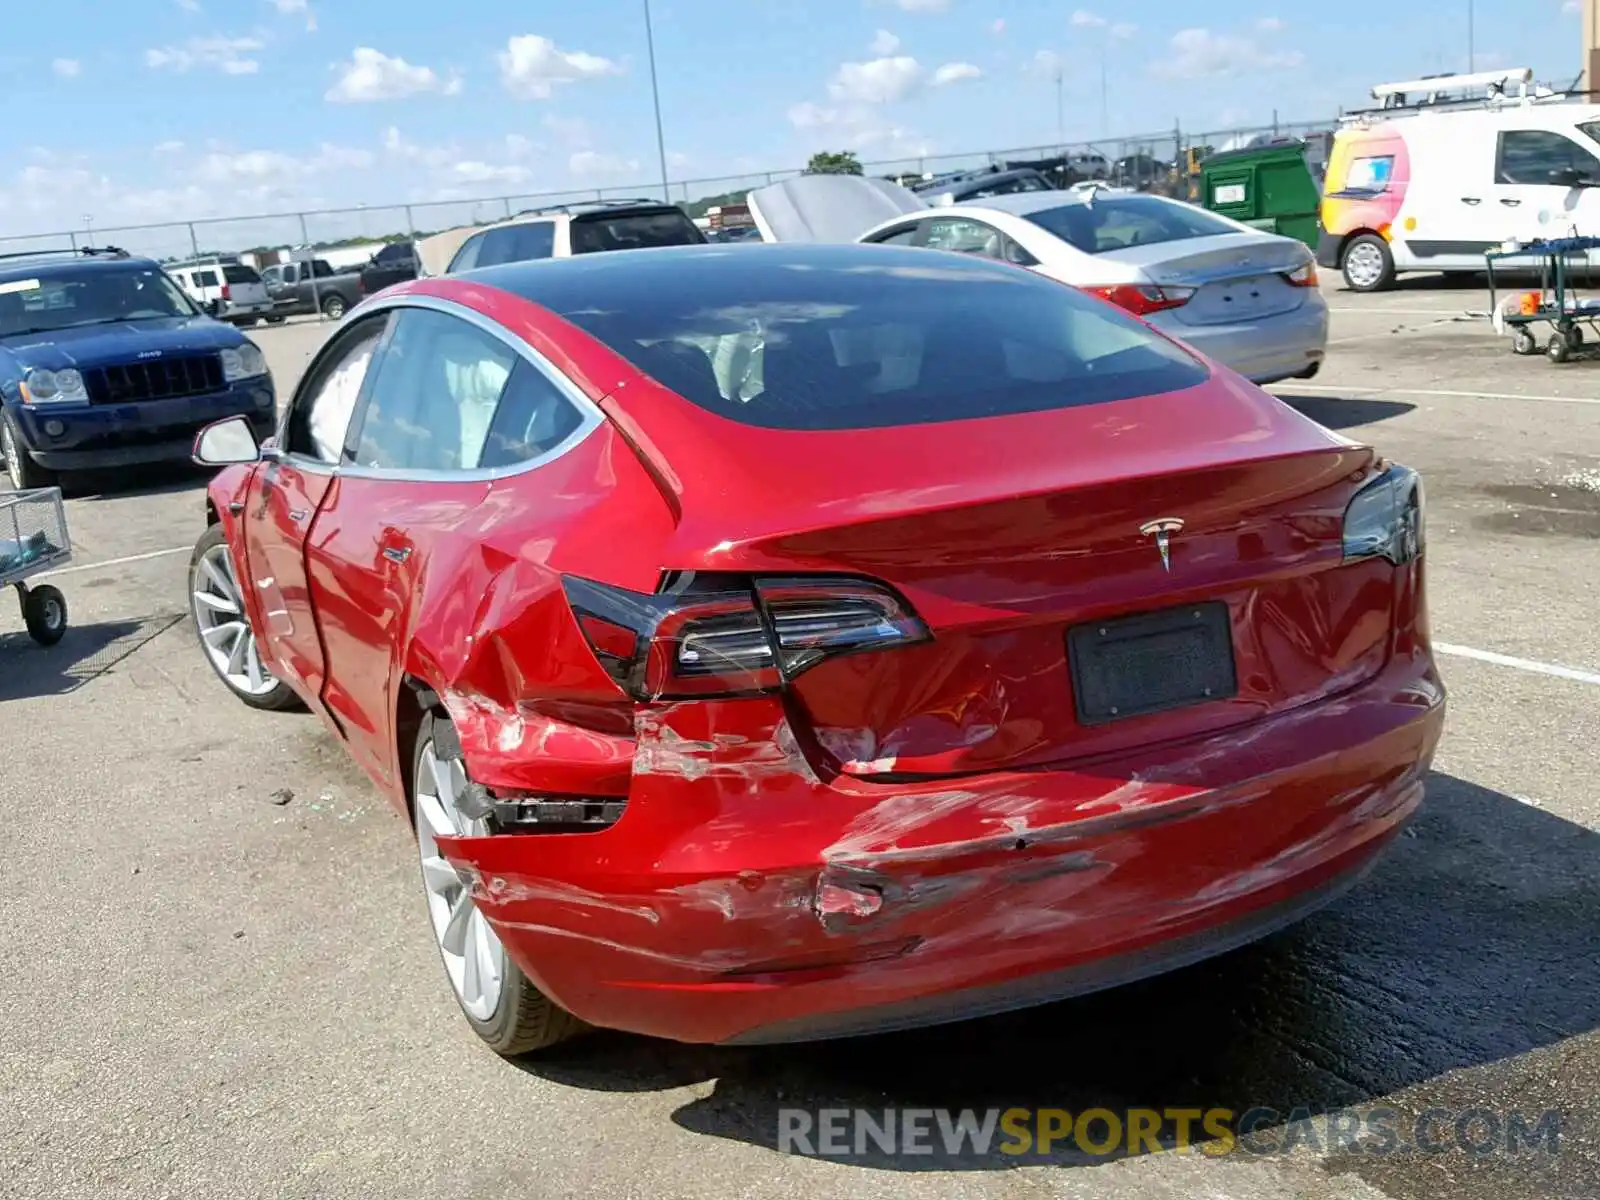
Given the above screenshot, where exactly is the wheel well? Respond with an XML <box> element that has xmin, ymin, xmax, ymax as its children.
<box><xmin>1338</xmin><ymin>229</ymin><xmax>1384</xmax><ymax>264</ymax></box>
<box><xmin>394</xmin><ymin>675</ymin><xmax>440</xmax><ymax>825</ymax></box>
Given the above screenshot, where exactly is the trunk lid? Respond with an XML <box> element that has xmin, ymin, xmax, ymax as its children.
<box><xmin>1099</xmin><ymin>232</ymin><xmax>1313</xmax><ymax>326</ymax></box>
<box><xmin>747</xmin><ymin>175</ymin><xmax>928</xmax><ymax>244</ymax></box>
<box><xmin>604</xmin><ymin>373</ymin><xmax>1386</xmax><ymax>780</ymax></box>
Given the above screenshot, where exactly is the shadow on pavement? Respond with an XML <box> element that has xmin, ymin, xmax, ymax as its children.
<box><xmin>0</xmin><ymin>612</ymin><xmax>184</xmax><ymax>701</ymax></box>
<box><xmin>517</xmin><ymin>773</ymin><xmax>1598</xmax><ymax>1191</ymax></box>
<box><xmin>66</xmin><ymin>463</ymin><xmax>213</xmax><ymax>502</ymax></box>
<box><xmin>1279</xmin><ymin>393</ymin><xmax>1416</xmax><ymax>430</ymax></box>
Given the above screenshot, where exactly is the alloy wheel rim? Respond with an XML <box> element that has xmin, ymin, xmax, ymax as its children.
<box><xmin>415</xmin><ymin>739</ymin><xmax>506</xmax><ymax>1020</ymax></box>
<box><xmin>191</xmin><ymin>543</ymin><xmax>279</xmax><ymax>696</ymax></box>
<box><xmin>1346</xmin><ymin>243</ymin><xmax>1383</xmax><ymax>288</ymax></box>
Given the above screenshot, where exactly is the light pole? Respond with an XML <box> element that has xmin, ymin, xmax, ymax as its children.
<box><xmin>1467</xmin><ymin>0</ymin><xmax>1474</xmax><ymax>72</ymax></box>
<box><xmin>642</xmin><ymin>0</ymin><xmax>671</xmax><ymax>202</ymax></box>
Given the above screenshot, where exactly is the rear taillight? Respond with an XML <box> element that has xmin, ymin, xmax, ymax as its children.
<box><xmin>1285</xmin><ymin>262</ymin><xmax>1319</xmax><ymax>287</ymax></box>
<box><xmin>1086</xmin><ymin>283</ymin><xmax>1195</xmax><ymax>316</ymax></box>
<box><xmin>563</xmin><ymin>574</ymin><xmax>930</xmax><ymax>701</ymax></box>
<box><xmin>220</xmin><ymin>284</ymin><xmax>232</xmax><ymax>301</ymax></box>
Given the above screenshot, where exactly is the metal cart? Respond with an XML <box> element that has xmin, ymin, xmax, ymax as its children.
<box><xmin>0</xmin><ymin>487</ymin><xmax>71</xmax><ymax>645</ymax></box>
<box><xmin>1484</xmin><ymin>235</ymin><xmax>1600</xmax><ymax>364</ymax></box>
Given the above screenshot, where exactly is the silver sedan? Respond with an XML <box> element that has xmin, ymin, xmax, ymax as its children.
<box><xmin>748</xmin><ymin>177</ymin><xmax>1328</xmax><ymax>387</ymax></box>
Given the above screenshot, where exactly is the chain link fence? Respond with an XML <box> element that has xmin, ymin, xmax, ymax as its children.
<box><xmin>0</xmin><ymin>116</ymin><xmax>1340</xmax><ymax>264</ymax></box>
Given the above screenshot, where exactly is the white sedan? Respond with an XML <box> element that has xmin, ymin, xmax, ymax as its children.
<box><xmin>748</xmin><ymin>176</ymin><xmax>1328</xmax><ymax>387</ymax></box>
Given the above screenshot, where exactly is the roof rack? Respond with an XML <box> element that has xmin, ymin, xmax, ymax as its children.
<box><xmin>0</xmin><ymin>245</ymin><xmax>130</xmax><ymax>264</ymax></box>
<box><xmin>1341</xmin><ymin>67</ymin><xmax>1575</xmax><ymax>121</ymax></box>
<box><xmin>512</xmin><ymin>196</ymin><xmax>676</xmax><ymax>218</ymax></box>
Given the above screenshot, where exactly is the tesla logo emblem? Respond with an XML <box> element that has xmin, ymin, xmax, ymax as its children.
<box><xmin>136</xmin><ymin>350</ymin><xmax>162</xmax><ymax>359</ymax></box>
<box><xmin>1139</xmin><ymin>517</ymin><xmax>1185</xmax><ymax>572</ymax></box>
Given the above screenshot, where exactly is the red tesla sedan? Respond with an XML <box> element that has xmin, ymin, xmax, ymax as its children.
<box><xmin>188</xmin><ymin>242</ymin><xmax>1443</xmax><ymax>1053</ymax></box>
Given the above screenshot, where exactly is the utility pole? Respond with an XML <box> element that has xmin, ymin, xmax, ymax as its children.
<box><xmin>1466</xmin><ymin>0</ymin><xmax>1474</xmax><ymax>72</ymax></box>
<box><xmin>642</xmin><ymin>0</ymin><xmax>672</xmax><ymax>202</ymax></box>
<box><xmin>1055</xmin><ymin>66</ymin><xmax>1065</xmax><ymax>145</ymax></box>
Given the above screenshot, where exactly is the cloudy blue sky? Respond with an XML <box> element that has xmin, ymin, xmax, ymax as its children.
<box><xmin>0</xmin><ymin>0</ymin><xmax>1583</xmax><ymax>242</ymax></box>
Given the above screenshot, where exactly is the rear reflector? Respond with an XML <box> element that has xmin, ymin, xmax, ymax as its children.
<box><xmin>563</xmin><ymin>573</ymin><xmax>930</xmax><ymax>701</ymax></box>
<box><xmin>1086</xmin><ymin>283</ymin><xmax>1195</xmax><ymax>316</ymax></box>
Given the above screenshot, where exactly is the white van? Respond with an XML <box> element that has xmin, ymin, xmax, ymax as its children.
<box><xmin>1317</xmin><ymin>68</ymin><xmax>1600</xmax><ymax>291</ymax></box>
<box><xmin>167</xmin><ymin>258</ymin><xmax>277</xmax><ymax>325</ymax></box>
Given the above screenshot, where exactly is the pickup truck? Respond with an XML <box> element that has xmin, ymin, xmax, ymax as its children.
<box><xmin>358</xmin><ymin>241</ymin><xmax>419</xmax><ymax>297</ymax></box>
<box><xmin>259</xmin><ymin>258</ymin><xmax>364</xmax><ymax>320</ymax></box>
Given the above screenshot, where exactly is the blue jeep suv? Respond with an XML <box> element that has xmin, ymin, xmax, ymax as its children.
<box><xmin>0</xmin><ymin>247</ymin><xmax>276</xmax><ymax>490</ymax></box>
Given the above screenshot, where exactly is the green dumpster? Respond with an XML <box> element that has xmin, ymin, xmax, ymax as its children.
<box><xmin>1197</xmin><ymin>140</ymin><xmax>1320</xmax><ymax>250</ymax></box>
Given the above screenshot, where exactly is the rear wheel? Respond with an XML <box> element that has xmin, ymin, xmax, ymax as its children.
<box><xmin>1511</xmin><ymin>326</ymin><xmax>1537</xmax><ymax>356</ymax></box>
<box><xmin>21</xmin><ymin>584</ymin><xmax>67</xmax><ymax>645</ymax></box>
<box><xmin>413</xmin><ymin>710</ymin><xmax>586</xmax><ymax>1056</ymax></box>
<box><xmin>1341</xmin><ymin>234</ymin><xmax>1395</xmax><ymax>293</ymax></box>
<box><xmin>2</xmin><ymin>414</ymin><xmax>54</xmax><ymax>491</ymax></box>
<box><xmin>321</xmin><ymin>294</ymin><xmax>347</xmax><ymax>320</ymax></box>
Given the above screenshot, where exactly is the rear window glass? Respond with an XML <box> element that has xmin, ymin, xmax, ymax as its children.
<box><xmin>542</xmin><ymin>248</ymin><xmax>1207</xmax><ymax>431</ymax></box>
<box><xmin>223</xmin><ymin>265</ymin><xmax>261</xmax><ymax>284</ymax></box>
<box><xmin>478</xmin><ymin>222</ymin><xmax>555</xmax><ymax>266</ymax></box>
<box><xmin>570</xmin><ymin>210</ymin><xmax>704</xmax><ymax>254</ymax></box>
<box><xmin>1026</xmin><ymin>196</ymin><xmax>1239</xmax><ymax>254</ymax></box>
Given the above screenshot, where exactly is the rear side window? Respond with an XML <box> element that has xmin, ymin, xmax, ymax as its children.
<box><xmin>447</xmin><ymin>232</ymin><xmax>487</xmax><ymax>274</ymax></box>
<box><xmin>195</xmin><ymin>270</ymin><xmax>219</xmax><ymax>288</ymax></box>
<box><xmin>551</xmin><ymin>251</ymin><xmax>1208</xmax><ymax>431</ymax></box>
<box><xmin>570</xmin><ymin>210</ymin><xmax>703</xmax><ymax>254</ymax></box>
<box><xmin>1026</xmin><ymin>196</ymin><xmax>1239</xmax><ymax>254</ymax></box>
<box><xmin>223</xmin><ymin>265</ymin><xmax>261</xmax><ymax>284</ymax></box>
<box><xmin>476</xmin><ymin>222</ymin><xmax>555</xmax><ymax>266</ymax></box>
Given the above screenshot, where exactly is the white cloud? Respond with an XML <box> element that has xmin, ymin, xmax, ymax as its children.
<box><xmin>269</xmin><ymin>0</ymin><xmax>317</xmax><ymax>32</ymax></box>
<box><xmin>326</xmin><ymin>48</ymin><xmax>459</xmax><ymax>102</ymax></box>
<box><xmin>1110</xmin><ymin>22</ymin><xmax>1138</xmax><ymax>38</ymax></box>
<box><xmin>1027</xmin><ymin>49</ymin><xmax>1063</xmax><ymax>77</ymax></box>
<box><xmin>499</xmin><ymin>34</ymin><xmax>622</xmax><ymax>100</ymax></box>
<box><xmin>931</xmin><ymin>61</ymin><xmax>981</xmax><ymax>86</ymax></box>
<box><xmin>871</xmin><ymin>29</ymin><xmax>901</xmax><ymax>55</ymax></box>
<box><xmin>504</xmin><ymin>133</ymin><xmax>539</xmax><ymax>159</ymax></box>
<box><xmin>154</xmin><ymin>140</ymin><xmax>186</xmax><ymax>154</ymax></box>
<box><xmin>894</xmin><ymin>0</ymin><xmax>948</xmax><ymax>10</ymax></box>
<box><xmin>1152</xmin><ymin>28</ymin><xmax>1305</xmax><ymax>79</ymax></box>
<box><xmin>1562</xmin><ymin>0</ymin><xmax>1578</xmax><ymax>12</ymax></box>
<box><xmin>175</xmin><ymin>0</ymin><xmax>200</xmax><ymax>10</ymax></box>
<box><xmin>198</xmin><ymin>143</ymin><xmax>373</xmax><ymax>185</ymax></box>
<box><xmin>1256</xmin><ymin>16</ymin><xmax>1285</xmax><ymax>31</ymax></box>
<box><xmin>569</xmin><ymin>151</ymin><xmax>640</xmax><ymax>177</ymax></box>
<box><xmin>1071</xmin><ymin>9</ymin><xmax>1108</xmax><ymax>27</ymax></box>
<box><xmin>52</xmin><ymin>58</ymin><xmax>81</xmax><ymax>79</ymax></box>
<box><xmin>146</xmin><ymin>36</ymin><xmax>264</xmax><ymax>75</ymax></box>
<box><xmin>450</xmin><ymin>160</ymin><xmax>532</xmax><ymax>186</ymax></box>
<box><xmin>828</xmin><ymin>55</ymin><xmax>924</xmax><ymax>104</ymax></box>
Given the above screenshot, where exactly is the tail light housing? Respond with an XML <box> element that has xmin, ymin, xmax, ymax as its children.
<box><xmin>220</xmin><ymin>284</ymin><xmax>232</xmax><ymax>301</ymax></box>
<box><xmin>563</xmin><ymin>573</ymin><xmax>930</xmax><ymax>701</ymax></box>
<box><xmin>1342</xmin><ymin>464</ymin><xmax>1423</xmax><ymax>565</ymax></box>
<box><xmin>1086</xmin><ymin>283</ymin><xmax>1195</xmax><ymax>316</ymax></box>
<box><xmin>1285</xmin><ymin>262</ymin><xmax>1319</xmax><ymax>287</ymax></box>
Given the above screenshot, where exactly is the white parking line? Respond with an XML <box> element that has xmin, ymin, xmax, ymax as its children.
<box><xmin>1435</xmin><ymin>642</ymin><xmax>1600</xmax><ymax>687</ymax></box>
<box><xmin>1272</xmin><ymin>383</ymin><xmax>1600</xmax><ymax>407</ymax></box>
<box><xmin>1325</xmin><ymin>307</ymin><xmax>1481</xmax><ymax>317</ymax></box>
<box><xmin>37</xmin><ymin>546</ymin><xmax>190</xmax><ymax>578</ymax></box>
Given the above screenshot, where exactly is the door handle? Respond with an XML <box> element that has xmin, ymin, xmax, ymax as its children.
<box><xmin>382</xmin><ymin>545</ymin><xmax>412</xmax><ymax>564</ymax></box>
<box><xmin>1460</xmin><ymin>197</ymin><xmax>1482</xmax><ymax>205</ymax></box>
<box><xmin>287</xmin><ymin>507</ymin><xmax>308</xmax><ymax>522</ymax></box>
<box><xmin>1500</xmin><ymin>198</ymin><xmax>1522</xmax><ymax>207</ymax></box>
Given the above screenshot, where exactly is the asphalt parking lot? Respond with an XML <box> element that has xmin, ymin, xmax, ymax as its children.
<box><xmin>3</xmin><ymin>276</ymin><xmax>1598</xmax><ymax>1200</ymax></box>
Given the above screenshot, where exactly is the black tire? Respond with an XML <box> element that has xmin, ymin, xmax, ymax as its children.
<box><xmin>1341</xmin><ymin>233</ymin><xmax>1396</xmax><ymax>293</ymax></box>
<box><xmin>1568</xmin><ymin>325</ymin><xmax>1585</xmax><ymax>346</ymax></box>
<box><xmin>21</xmin><ymin>584</ymin><xmax>67</xmax><ymax>646</ymax></box>
<box><xmin>266</xmin><ymin>315</ymin><xmax>287</xmax><ymax>325</ymax></box>
<box><xmin>413</xmin><ymin>710</ymin><xmax>587</xmax><ymax>1056</ymax></box>
<box><xmin>320</xmin><ymin>294</ymin><xmax>347</xmax><ymax>320</ymax></box>
<box><xmin>1548</xmin><ymin>333</ymin><xmax>1571</xmax><ymax>364</ymax></box>
<box><xmin>188</xmin><ymin>523</ymin><xmax>301</xmax><ymax>711</ymax></box>
<box><xmin>1511</xmin><ymin>327</ymin><xmax>1537</xmax><ymax>356</ymax></box>
<box><xmin>2</xmin><ymin>413</ymin><xmax>54</xmax><ymax>491</ymax></box>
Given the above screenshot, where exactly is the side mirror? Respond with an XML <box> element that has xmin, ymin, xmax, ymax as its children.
<box><xmin>192</xmin><ymin>415</ymin><xmax>261</xmax><ymax>466</ymax></box>
<box><xmin>1549</xmin><ymin>167</ymin><xmax>1596</xmax><ymax>188</ymax></box>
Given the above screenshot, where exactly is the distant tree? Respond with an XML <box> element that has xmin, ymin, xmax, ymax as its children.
<box><xmin>806</xmin><ymin>150</ymin><xmax>864</xmax><ymax>176</ymax></box>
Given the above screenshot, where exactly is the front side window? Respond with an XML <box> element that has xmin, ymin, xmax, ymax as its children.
<box><xmin>1026</xmin><ymin>195</ymin><xmax>1240</xmax><ymax>254</ymax></box>
<box><xmin>542</xmin><ymin>248</ymin><xmax>1208</xmax><ymax>431</ymax></box>
<box><xmin>865</xmin><ymin>224</ymin><xmax>921</xmax><ymax>246</ymax></box>
<box><xmin>921</xmin><ymin>217</ymin><xmax>1003</xmax><ymax>257</ymax></box>
<box><xmin>195</xmin><ymin>270</ymin><xmax>219</xmax><ymax>288</ymax></box>
<box><xmin>1496</xmin><ymin>130</ymin><xmax>1600</xmax><ymax>184</ymax></box>
<box><xmin>284</xmin><ymin>316</ymin><xmax>388</xmax><ymax>463</ymax></box>
<box><xmin>349</xmin><ymin>308</ymin><xmax>583</xmax><ymax>472</ymax></box>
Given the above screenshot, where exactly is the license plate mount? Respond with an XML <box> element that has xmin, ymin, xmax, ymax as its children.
<box><xmin>1068</xmin><ymin>602</ymin><xmax>1238</xmax><ymax>725</ymax></box>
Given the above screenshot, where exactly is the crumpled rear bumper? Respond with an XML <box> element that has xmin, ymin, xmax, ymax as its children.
<box><xmin>435</xmin><ymin>653</ymin><xmax>1444</xmax><ymax>1045</ymax></box>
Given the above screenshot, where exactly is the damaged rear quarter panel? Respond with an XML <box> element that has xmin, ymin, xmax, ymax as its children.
<box><xmin>388</xmin><ymin>421</ymin><xmax>678</xmax><ymax>803</ymax></box>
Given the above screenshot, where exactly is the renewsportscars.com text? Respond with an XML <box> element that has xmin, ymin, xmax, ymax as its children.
<box><xmin>777</xmin><ymin>1106</ymin><xmax>1565</xmax><ymax>1160</ymax></box>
